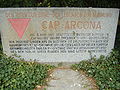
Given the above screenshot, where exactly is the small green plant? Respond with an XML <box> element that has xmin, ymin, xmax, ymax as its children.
<box><xmin>44</xmin><ymin>88</ymin><xmax>47</xmax><ymax>90</ymax></box>
<box><xmin>58</xmin><ymin>62</ymin><xmax>63</xmax><ymax>67</ymax></box>
<box><xmin>0</xmin><ymin>53</ymin><xmax>55</xmax><ymax>89</ymax></box>
<box><xmin>72</xmin><ymin>50</ymin><xmax>120</xmax><ymax>90</ymax></box>
<box><xmin>0</xmin><ymin>43</ymin><xmax>2</xmax><ymax>53</ymax></box>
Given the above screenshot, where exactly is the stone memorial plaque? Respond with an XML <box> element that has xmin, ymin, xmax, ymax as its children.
<box><xmin>0</xmin><ymin>8</ymin><xmax>119</xmax><ymax>62</ymax></box>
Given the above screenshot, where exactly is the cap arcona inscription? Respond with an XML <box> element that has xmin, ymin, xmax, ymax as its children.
<box><xmin>0</xmin><ymin>8</ymin><xmax>119</xmax><ymax>62</ymax></box>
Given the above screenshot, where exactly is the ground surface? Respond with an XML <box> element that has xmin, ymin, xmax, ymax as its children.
<box><xmin>44</xmin><ymin>68</ymin><xmax>98</xmax><ymax>90</ymax></box>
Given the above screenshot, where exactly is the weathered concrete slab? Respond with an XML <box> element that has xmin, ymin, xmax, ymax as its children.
<box><xmin>46</xmin><ymin>68</ymin><xmax>98</xmax><ymax>90</ymax></box>
<box><xmin>0</xmin><ymin>8</ymin><xmax>119</xmax><ymax>62</ymax></box>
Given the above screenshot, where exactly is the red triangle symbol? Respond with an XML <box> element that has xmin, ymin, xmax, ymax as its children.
<box><xmin>8</xmin><ymin>18</ymin><xmax>31</xmax><ymax>38</ymax></box>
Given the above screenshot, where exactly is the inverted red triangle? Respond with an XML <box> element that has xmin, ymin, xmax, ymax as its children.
<box><xmin>8</xmin><ymin>18</ymin><xmax>30</xmax><ymax>38</ymax></box>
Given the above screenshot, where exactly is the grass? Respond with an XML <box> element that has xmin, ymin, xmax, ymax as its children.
<box><xmin>0</xmin><ymin>34</ymin><xmax>120</xmax><ymax>89</ymax></box>
<box><xmin>72</xmin><ymin>50</ymin><xmax>120</xmax><ymax>90</ymax></box>
<box><xmin>0</xmin><ymin>52</ymin><xmax>55</xmax><ymax>89</ymax></box>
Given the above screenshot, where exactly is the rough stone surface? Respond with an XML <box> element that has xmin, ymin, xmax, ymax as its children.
<box><xmin>46</xmin><ymin>68</ymin><xmax>98</xmax><ymax>90</ymax></box>
<box><xmin>0</xmin><ymin>8</ymin><xmax>119</xmax><ymax>62</ymax></box>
